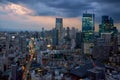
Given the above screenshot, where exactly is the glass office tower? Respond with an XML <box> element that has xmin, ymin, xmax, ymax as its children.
<box><xmin>55</xmin><ymin>18</ymin><xmax>63</xmax><ymax>45</ymax></box>
<box><xmin>99</xmin><ymin>16</ymin><xmax>118</xmax><ymax>35</ymax></box>
<box><xmin>82</xmin><ymin>13</ymin><xmax>95</xmax><ymax>42</ymax></box>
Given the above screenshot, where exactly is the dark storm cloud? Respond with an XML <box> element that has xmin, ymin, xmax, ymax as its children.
<box><xmin>38</xmin><ymin>0</ymin><xmax>95</xmax><ymax>17</ymax></box>
<box><xmin>41</xmin><ymin>0</ymin><xmax>89</xmax><ymax>9</ymax></box>
<box><xmin>40</xmin><ymin>0</ymin><xmax>120</xmax><ymax>23</ymax></box>
<box><xmin>0</xmin><ymin>0</ymin><xmax>120</xmax><ymax>22</ymax></box>
<box><xmin>91</xmin><ymin>0</ymin><xmax>120</xmax><ymax>3</ymax></box>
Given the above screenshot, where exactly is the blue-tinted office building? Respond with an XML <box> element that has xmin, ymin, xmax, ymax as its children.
<box><xmin>82</xmin><ymin>13</ymin><xmax>95</xmax><ymax>42</ymax></box>
<box><xmin>55</xmin><ymin>18</ymin><xmax>63</xmax><ymax>45</ymax></box>
<box><xmin>99</xmin><ymin>16</ymin><xmax>118</xmax><ymax>34</ymax></box>
<box><xmin>56</xmin><ymin>18</ymin><xmax>63</xmax><ymax>24</ymax></box>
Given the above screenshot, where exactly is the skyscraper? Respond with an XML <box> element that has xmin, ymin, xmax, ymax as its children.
<box><xmin>82</xmin><ymin>13</ymin><xmax>95</xmax><ymax>42</ymax></box>
<box><xmin>99</xmin><ymin>16</ymin><xmax>118</xmax><ymax>34</ymax></box>
<box><xmin>70</xmin><ymin>27</ymin><xmax>76</xmax><ymax>39</ymax></box>
<box><xmin>66</xmin><ymin>27</ymin><xmax>71</xmax><ymax>42</ymax></box>
<box><xmin>75</xmin><ymin>32</ymin><xmax>83</xmax><ymax>49</ymax></box>
<box><xmin>55</xmin><ymin>18</ymin><xmax>63</xmax><ymax>45</ymax></box>
<box><xmin>64</xmin><ymin>27</ymin><xmax>71</xmax><ymax>45</ymax></box>
<box><xmin>52</xmin><ymin>29</ymin><xmax>59</xmax><ymax>46</ymax></box>
<box><xmin>41</xmin><ymin>27</ymin><xmax>45</xmax><ymax>39</ymax></box>
<box><xmin>82</xmin><ymin>13</ymin><xmax>95</xmax><ymax>54</ymax></box>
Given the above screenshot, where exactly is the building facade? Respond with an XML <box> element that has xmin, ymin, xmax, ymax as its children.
<box><xmin>82</xmin><ymin>13</ymin><xmax>95</xmax><ymax>42</ymax></box>
<box><xmin>99</xmin><ymin>16</ymin><xmax>118</xmax><ymax>35</ymax></box>
<box><xmin>55</xmin><ymin>18</ymin><xmax>63</xmax><ymax>45</ymax></box>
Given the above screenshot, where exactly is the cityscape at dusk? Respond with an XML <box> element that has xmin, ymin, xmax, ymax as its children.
<box><xmin>0</xmin><ymin>0</ymin><xmax>120</xmax><ymax>80</ymax></box>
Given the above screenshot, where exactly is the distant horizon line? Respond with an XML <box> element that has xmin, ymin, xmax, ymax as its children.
<box><xmin>0</xmin><ymin>27</ymin><xmax>119</xmax><ymax>32</ymax></box>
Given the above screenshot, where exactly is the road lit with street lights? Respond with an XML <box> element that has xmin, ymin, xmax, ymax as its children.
<box><xmin>22</xmin><ymin>38</ymin><xmax>35</xmax><ymax>80</ymax></box>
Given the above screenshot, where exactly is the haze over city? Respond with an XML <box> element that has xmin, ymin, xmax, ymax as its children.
<box><xmin>0</xmin><ymin>0</ymin><xmax>120</xmax><ymax>31</ymax></box>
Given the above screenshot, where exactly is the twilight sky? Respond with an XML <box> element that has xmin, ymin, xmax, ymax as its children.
<box><xmin>0</xmin><ymin>0</ymin><xmax>120</xmax><ymax>31</ymax></box>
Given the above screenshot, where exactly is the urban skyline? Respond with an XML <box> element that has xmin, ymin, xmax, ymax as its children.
<box><xmin>0</xmin><ymin>0</ymin><xmax>120</xmax><ymax>80</ymax></box>
<box><xmin>0</xmin><ymin>0</ymin><xmax>120</xmax><ymax>31</ymax></box>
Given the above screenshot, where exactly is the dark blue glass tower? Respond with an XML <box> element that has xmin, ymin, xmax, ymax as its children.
<box><xmin>82</xmin><ymin>13</ymin><xmax>95</xmax><ymax>42</ymax></box>
<box><xmin>55</xmin><ymin>18</ymin><xmax>63</xmax><ymax>45</ymax></box>
<box><xmin>99</xmin><ymin>16</ymin><xmax>118</xmax><ymax>35</ymax></box>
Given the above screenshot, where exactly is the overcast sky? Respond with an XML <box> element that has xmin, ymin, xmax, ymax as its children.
<box><xmin>0</xmin><ymin>0</ymin><xmax>120</xmax><ymax>31</ymax></box>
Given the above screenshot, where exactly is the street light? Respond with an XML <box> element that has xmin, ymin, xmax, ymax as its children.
<box><xmin>47</xmin><ymin>45</ymin><xmax>51</xmax><ymax>48</ymax></box>
<box><xmin>47</xmin><ymin>44</ymin><xmax>52</xmax><ymax>50</ymax></box>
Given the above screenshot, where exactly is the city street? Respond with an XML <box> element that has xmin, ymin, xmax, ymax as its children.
<box><xmin>22</xmin><ymin>39</ymin><xmax>35</xmax><ymax>80</ymax></box>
